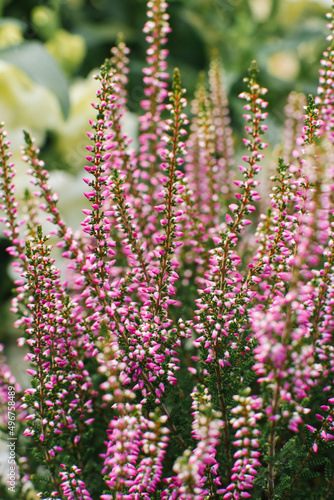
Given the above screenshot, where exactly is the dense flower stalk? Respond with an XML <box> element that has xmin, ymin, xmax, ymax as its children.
<box><xmin>316</xmin><ymin>3</ymin><xmax>334</xmax><ymax>142</ymax></box>
<box><xmin>137</xmin><ymin>0</ymin><xmax>171</xmax><ymax>234</ymax></box>
<box><xmin>58</xmin><ymin>464</ymin><xmax>93</xmax><ymax>500</ymax></box>
<box><xmin>162</xmin><ymin>386</ymin><xmax>223</xmax><ymax>499</ymax></box>
<box><xmin>220</xmin><ymin>390</ymin><xmax>262</xmax><ymax>499</ymax></box>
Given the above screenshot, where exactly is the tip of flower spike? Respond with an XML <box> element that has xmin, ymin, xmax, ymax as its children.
<box><xmin>172</xmin><ymin>67</ymin><xmax>182</xmax><ymax>92</ymax></box>
<box><xmin>23</xmin><ymin>130</ymin><xmax>33</xmax><ymax>147</ymax></box>
<box><xmin>246</xmin><ymin>60</ymin><xmax>259</xmax><ymax>81</ymax></box>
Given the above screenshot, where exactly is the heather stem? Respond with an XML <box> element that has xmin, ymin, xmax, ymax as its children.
<box><xmin>268</xmin><ymin>381</ymin><xmax>280</xmax><ymax>500</ymax></box>
<box><xmin>325</xmin><ymin>473</ymin><xmax>334</xmax><ymax>499</ymax></box>
<box><xmin>111</xmin><ymin>168</ymin><xmax>151</xmax><ymax>285</ymax></box>
<box><xmin>153</xmin><ymin>67</ymin><xmax>187</xmax><ymax>316</ymax></box>
<box><xmin>282</xmin><ymin>405</ymin><xmax>334</xmax><ymax>500</ymax></box>
<box><xmin>217</xmin><ymin>61</ymin><xmax>268</xmax><ymax>315</ymax></box>
<box><xmin>215</xmin><ymin>361</ymin><xmax>231</xmax><ymax>479</ymax></box>
<box><xmin>281</xmin><ymin>430</ymin><xmax>324</xmax><ymax>500</ymax></box>
<box><xmin>0</xmin><ymin>125</ymin><xmax>27</xmax><ymax>270</ymax></box>
<box><xmin>280</xmin><ymin>447</ymin><xmax>314</xmax><ymax>500</ymax></box>
<box><xmin>139</xmin><ymin>368</ymin><xmax>187</xmax><ymax>450</ymax></box>
<box><xmin>140</xmin><ymin>0</ymin><xmax>169</xmax><ymax>190</ymax></box>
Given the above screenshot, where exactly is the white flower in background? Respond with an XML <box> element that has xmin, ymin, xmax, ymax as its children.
<box><xmin>46</xmin><ymin>29</ymin><xmax>87</xmax><ymax>76</ymax></box>
<box><xmin>50</xmin><ymin>70</ymin><xmax>138</xmax><ymax>231</ymax></box>
<box><xmin>0</xmin><ymin>60</ymin><xmax>62</xmax><ymax>200</ymax></box>
<box><xmin>267</xmin><ymin>51</ymin><xmax>300</xmax><ymax>82</ymax></box>
<box><xmin>0</xmin><ymin>65</ymin><xmax>138</xmax><ymax>281</ymax></box>
<box><xmin>249</xmin><ymin>0</ymin><xmax>272</xmax><ymax>21</ymax></box>
<box><xmin>0</xmin><ymin>21</ymin><xmax>23</xmax><ymax>49</ymax></box>
<box><xmin>53</xmin><ymin>69</ymin><xmax>138</xmax><ymax>174</ymax></box>
<box><xmin>0</xmin><ymin>59</ymin><xmax>62</xmax><ymax>156</ymax></box>
<box><xmin>49</xmin><ymin>68</ymin><xmax>138</xmax><ymax>229</ymax></box>
<box><xmin>0</xmin><ymin>63</ymin><xmax>138</xmax><ymax>233</ymax></box>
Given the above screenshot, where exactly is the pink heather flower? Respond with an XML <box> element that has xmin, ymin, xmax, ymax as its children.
<box><xmin>220</xmin><ymin>391</ymin><xmax>262</xmax><ymax>498</ymax></box>
<box><xmin>162</xmin><ymin>386</ymin><xmax>223</xmax><ymax>499</ymax></box>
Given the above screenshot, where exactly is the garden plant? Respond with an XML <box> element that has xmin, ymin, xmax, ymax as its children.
<box><xmin>1</xmin><ymin>0</ymin><xmax>334</xmax><ymax>498</ymax></box>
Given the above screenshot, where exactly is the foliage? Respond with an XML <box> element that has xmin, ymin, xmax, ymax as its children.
<box><xmin>1</xmin><ymin>0</ymin><xmax>334</xmax><ymax>499</ymax></box>
<box><xmin>0</xmin><ymin>0</ymin><xmax>329</xmax><ymax>116</ymax></box>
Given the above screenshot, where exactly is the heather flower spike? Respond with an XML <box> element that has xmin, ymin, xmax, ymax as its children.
<box><xmin>2</xmin><ymin>1</ymin><xmax>334</xmax><ymax>499</ymax></box>
<box><xmin>316</xmin><ymin>1</ymin><xmax>334</xmax><ymax>142</ymax></box>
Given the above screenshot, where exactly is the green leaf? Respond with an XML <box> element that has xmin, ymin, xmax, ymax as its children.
<box><xmin>23</xmin><ymin>130</ymin><xmax>33</xmax><ymax>147</ymax></box>
<box><xmin>0</xmin><ymin>41</ymin><xmax>70</xmax><ymax>118</ymax></box>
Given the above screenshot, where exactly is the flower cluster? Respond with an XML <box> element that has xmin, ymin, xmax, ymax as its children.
<box><xmin>58</xmin><ymin>464</ymin><xmax>92</xmax><ymax>500</ymax></box>
<box><xmin>1</xmin><ymin>0</ymin><xmax>334</xmax><ymax>499</ymax></box>
<box><xmin>162</xmin><ymin>385</ymin><xmax>223</xmax><ymax>499</ymax></box>
<box><xmin>220</xmin><ymin>390</ymin><xmax>262</xmax><ymax>499</ymax></box>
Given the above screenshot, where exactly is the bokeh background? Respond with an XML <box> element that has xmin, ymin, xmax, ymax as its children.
<box><xmin>0</xmin><ymin>0</ymin><xmax>332</xmax><ymax>374</ymax></box>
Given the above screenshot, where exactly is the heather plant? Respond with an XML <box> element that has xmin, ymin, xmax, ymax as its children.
<box><xmin>2</xmin><ymin>0</ymin><xmax>334</xmax><ymax>499</ymax></box>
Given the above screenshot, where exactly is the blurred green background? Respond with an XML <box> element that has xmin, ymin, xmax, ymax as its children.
<box><xmin>0</xmin><ymin>0</ymin><xmax>330</xmax><ymax>139</ymax></box>
<box><xmin>0</xmin><ymin>0</ymin><xmax>331</xmax><ymax>348</ymax></box>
